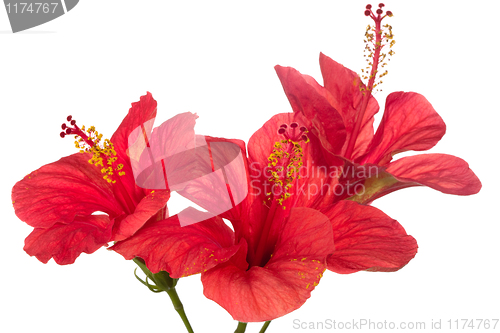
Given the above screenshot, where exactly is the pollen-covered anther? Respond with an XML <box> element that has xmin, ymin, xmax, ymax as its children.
<box><xmin>265</xmin><ymin>122</ymin><xmax>309</xmax><ymax>208</ymax></box>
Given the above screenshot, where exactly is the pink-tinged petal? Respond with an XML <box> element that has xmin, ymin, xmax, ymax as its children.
<box><xmin>322</xmin><ymin>201</ymin><xmax>417</xmax><ymax>274</ymax></box>
<box><xmin>111</xmin><ymin>210</ymin><xmax>242</xmax><ymax>278</ymax></box>
<box><xmin>319</xmin><ymin>53</ymin><xmax>380</xmax><ymax>159</ymax></box>
<box><xmin>386</xmin><ymin>153</ymin><xmax>482</xmax><ymax>195</ymax></box>
<box><xmin>362</xmin><ymin>92</ymin><xmax>446</xmax><ymax>165</ymax></box>
<box><xmin>129</xmin><ymin>112</ymin><xmax>199</xmax><ymax>190</ymax></box>
<box><xmin>275</xmin><ymin>65</ymin><xmax>347</xmax><ymax>155</ymax></box>
<box><xmin>128</xmin><ymin>112</ymin><xmax>249</xmax><ymax>224</ymax></box>
<box><xmin>112</xmin><ymin>189</ymin><xmax>170</xmax><ymax>241</ymax></box>
<box><xmin>12</xmin><ymin>153</ymin><xmax>124</xmax><ymax>229</ymax></box>
<box><xmin>202</xmin><ymin>207</ymin><xmax>334</xmax><ymax>322</ymax></box>
<box><xmin>24</xmin><ymin>215</ymin><xmax>112</xmax><ymax>265</ymax></box>
<box><xmin>176</xmin><ymin>136</ymin><xmax>250</xmax><ymax>226</ymax></box>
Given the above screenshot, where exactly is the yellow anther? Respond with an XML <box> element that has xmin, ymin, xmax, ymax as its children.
<box><xmin>359</xmin><ymin>18</ymin><xmax>395</xmax><ymax>93</ymax></box>
<box><xmin>265</xmin><ymin>138</ymin><xmax>306</xmax><ymax>207</ymax></box>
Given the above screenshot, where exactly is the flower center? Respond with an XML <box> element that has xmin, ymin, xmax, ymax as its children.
<box><xmin>60</xmin><ymin>116</ymin><xmax>126</xmax><ymax>184</ymax></box>
<box><xmin>345</xmin><ymin>3</ymin><xmax>394</xmax><ymax>159</ymax></box>
<box><xmin>251</xmin><ymin>122</ymin><xmax>309</xmax><ymax>267</ymax></box>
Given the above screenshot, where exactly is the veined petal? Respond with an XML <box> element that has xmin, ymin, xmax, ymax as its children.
<box><xmin>322</xmin><ymin>201</ymin><xmax>417</xmax><ymax>274</ymax></box>
<box><xmin>111</xmin><ymin>210</ymin><xmax>242</xmax><ymax>278</ymax></box>
<box><xmin>386</xmin><ymin>153</ymin><xmax>482</xmax><ymax>195</ymax></box>
<box><xmin>362</xmin><ymin>92</ymin><xmax>446</xmax><ymax>165</ymax></box>
<box><xmin>275</xmin><ymin>65</ymin><xmax>347</xmax><ymax>155</ymax></box>
<box><xmin>319</xmin><ymin>53</ymin><xmax>379</xmax><ymax>159</ymax></box>
<box><xmin>12</xmin><ymin>153</ymin><xmax>123</xmax><ymax>229</ymax></box>
<box><xmin>24</xmin><ymin>215</ymin><xmax>112</xmax><ymax>265</ymax></box>
<box><xmin>348</xmin><ymin>154</ymin><xmax>482</xmax><ymax>204</ymax></box>
<box><xmin>202</xmin><ymin>207</ymin><xmax>334</xmax><ymax>322</ymax></box>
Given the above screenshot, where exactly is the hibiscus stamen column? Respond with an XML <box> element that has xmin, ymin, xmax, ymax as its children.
<box><xmin>251</xmin><ymin>123</ymin><xmax>309</xmax><ymax>268</ymax></box>
<box><xmin>345</xmin><ymin>3</ymin><xmax>394</xmax><ymax>159</ymax></box>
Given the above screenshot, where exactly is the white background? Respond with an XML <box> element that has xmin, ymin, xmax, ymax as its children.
<box><xmin>1</xmin><ymin>1</ymin><xmax>498</xmax><ymax>332</ymax></box>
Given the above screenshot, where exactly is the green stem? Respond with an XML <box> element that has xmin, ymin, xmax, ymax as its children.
<box><xmin>165</xmin><ymin>288</ymin><xmax>194</xmax><ymax>333</ymax></box>
<box><xmin>133</xmin><ymin>258</ymin><xmax>193</xmax><ymax>333</ymax></box>
<box><xmin>234</xmin><ymin>322</ymin><xmax>248</xmax><ymax>333</ymax></box>
<box><xmin>259</xmin><ymin>321</ymin><xmax>272</xmax><ymax>333</ymax></box>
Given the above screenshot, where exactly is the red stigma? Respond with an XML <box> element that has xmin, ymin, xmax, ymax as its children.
<box><xmin>364</xmin><ymin>3</ymin><xmax>393</xmax><ymax>20</ymax></box>
<box><xmin>277</xmin><ymin>123</ymin><xmax>309</xmax><ymax>142</ymax></box>
<box><xmin>60</xmin><ymin>116</ymin><xmax>81</xmax><ymax>138</ymax></box>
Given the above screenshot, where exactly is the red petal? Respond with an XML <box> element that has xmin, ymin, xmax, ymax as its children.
<box><xmin>275</xmin><ymin>65</ymin><xmax>347</xmax><ymax>155</ymax></box>
<box><xmin>386</xmin><ymin>153</ymin><xmax>482</xmax><ymax>195</ymax></box>
<box><xmin>201</xmin><ymin>207</ymin><xmax>334</xmax><ymax>322</ymax></box>
<box><xmin>362</xmin><ymin>92</ymin><xmax>446</xmax><ymax>165</ymax></box>
<box><xmin>111</xmin><ymin>92</ymin><xmax>158</xmax><ymax>163</ymax></box>
<box><xmin>112</xmin><ymin>189</ymin><xmax>170</xmax><ymax>241</ymax></box>
<box><xmin>322</xmin><ymin>201</ymin><xmax>418</xmax><ymax>273</ymax></box>
<box><xmin>111</xmin><ymin>210</ymin><xmax>241</xmax><ymax>278</ymax></box>
<box><xmin>24</xmin><ymin>215</ymin><xmax>112</xmax><ymax>265</ymax></box>
<box><xmin>12</xmin><ymin>153</ymin><xmax>123</xmax><ymax>229</ymax></box>
<box><xmin>110</xmin><ymin>92</ymin><xmax>159</xmax><ymax>200</ymax></box>
<box><xmin>319</xmin><ymin>53</ymin><xmax>380</xmax><ymax>159</ymax></box>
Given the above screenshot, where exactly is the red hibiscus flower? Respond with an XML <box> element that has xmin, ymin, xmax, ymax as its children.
<box><xmin>274</xmin><ymin>5</ymin><xmax>481</xmax><ymax>204</ymax></box>
<box><xmin>112</xmin><ymin>112</ymin><xmax>417</xmax><ymax>322</ymax></box>
<box><xmin>11</xmin><ymin>92</ymin><xmax>170</xmax><ymax>265</ymax></box>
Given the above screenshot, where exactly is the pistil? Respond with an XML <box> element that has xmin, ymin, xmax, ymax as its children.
<box><xmin>345</xmin><ymin>4</ymin><xmax>394</xmax><ymax>159</ymax></box>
